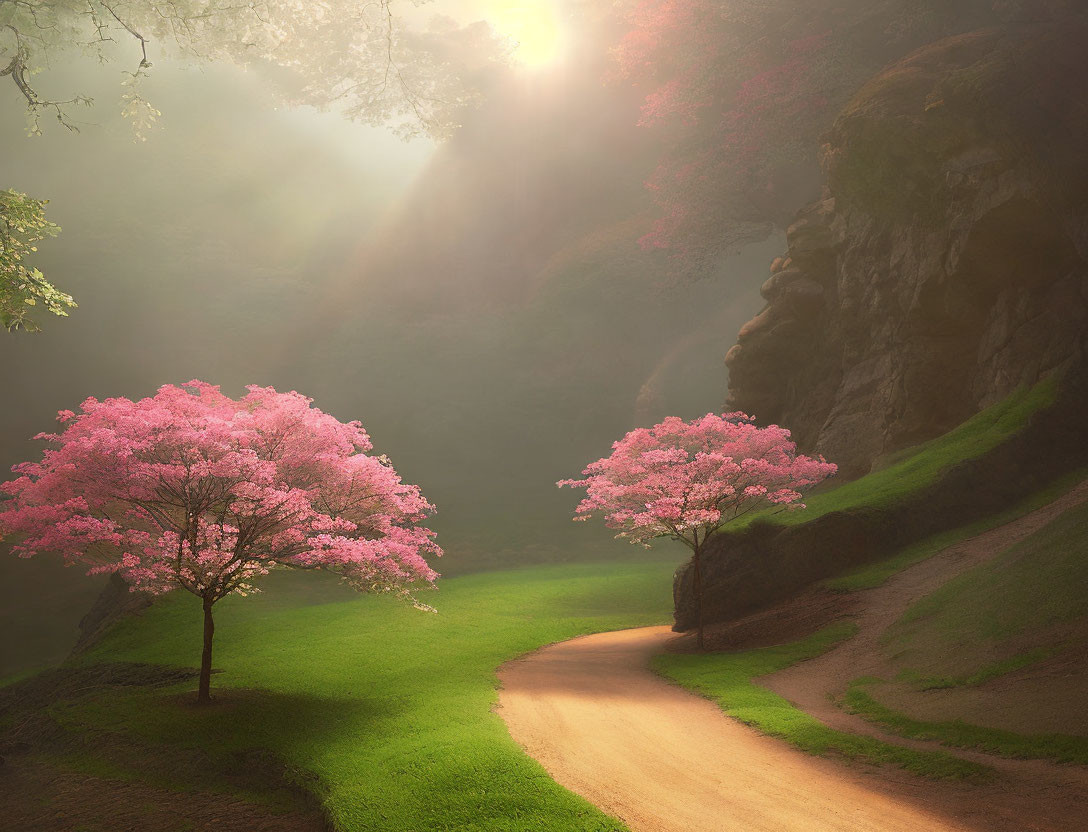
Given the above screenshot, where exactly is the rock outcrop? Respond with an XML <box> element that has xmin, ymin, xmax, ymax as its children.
<box><xmin>725</xmin><ymin>23</ymin><xmax>1088</xmax><ymax>477</ymax></box>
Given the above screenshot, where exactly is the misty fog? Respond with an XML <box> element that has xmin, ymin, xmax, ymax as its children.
<box><xmin>0</xmin><ymin>11</ymin><xmax>781</xmax><ymax>675</ymax></box>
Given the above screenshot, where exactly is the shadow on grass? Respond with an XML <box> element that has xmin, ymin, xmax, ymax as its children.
<box><xmin>2</xmin><ymin>662</ymin><xmax>396</xmax><ymax>819</ymax></box>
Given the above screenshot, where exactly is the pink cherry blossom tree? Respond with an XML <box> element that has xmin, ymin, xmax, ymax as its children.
<box><xmin>559</xmin><ymin>413</ymin><xmax>835</xmax><ymax>648</ymax></box>
<box><xmin>0</xmin><ymin>381</ymin><xmax>441</xmax><ymax>702</ymax></box>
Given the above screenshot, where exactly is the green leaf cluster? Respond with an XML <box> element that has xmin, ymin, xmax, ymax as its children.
<box><xmin>0</xmin><ymin>188</ymin><xmax>75</xmax><ymax>332</ymax></box>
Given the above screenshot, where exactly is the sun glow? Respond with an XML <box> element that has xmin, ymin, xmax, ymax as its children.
<box><xmin>483</xmin><ymin>1</ymin><xmax>566</xmax><ymax>69</ymax></box>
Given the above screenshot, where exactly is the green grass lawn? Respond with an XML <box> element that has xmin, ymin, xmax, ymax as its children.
<box><xmin>55</xmin><ymin>559</ymin><xmax>680</xmax><ymax>832</ymax></box>
<box><xmin>726</xmin><ymin>377</ymin><xmax>1057</xmax><ymax>534</ymax></box>
<box><xmin>651</xmin><ymin>624</ymin><xmax>987</xmax><ymax>780</ymax></box>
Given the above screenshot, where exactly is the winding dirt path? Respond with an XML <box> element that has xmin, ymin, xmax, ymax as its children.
<box><xmin>497</xmin><ymin>480</ymin><xmax>1088</xmax><ymax>831</ymax></box>
<box><xmin>498</xmin><ymin>626</ymin><xmax>970</xmax><ymax>832</ymax></box>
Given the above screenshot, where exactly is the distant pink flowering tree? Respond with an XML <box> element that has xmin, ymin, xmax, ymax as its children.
<box><xmin>611</xmin><ymin>0</ymin><xmax>1001</xmax><ymax>267</ymax></box>
<box><xmin>611</xmin><ymin>0</ymin><xmax>842</xmax><ymax>265</ymax></box>
<box><xmin>559</xmin><ymin>413</ymin><xmax>835</xmax><ymax>648</ymax></box>
<box><xmin>0</xmin><ymin>381</ymin><xmax>441</xmax><ymax>702</ymax></box>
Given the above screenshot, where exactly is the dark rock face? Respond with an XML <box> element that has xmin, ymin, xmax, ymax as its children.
<box><xmin>725</xmin><ymin>23</ymin><xmax>1088</xmax><ymax>478</ymax></box>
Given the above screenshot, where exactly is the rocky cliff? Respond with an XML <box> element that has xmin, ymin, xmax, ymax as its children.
<box><xmin>724</xmin><ymin>22</ymin><xmax>1088</xmax><ymax>478</ymax></box>
<box><xmin>673</xmin><ymin>19</ymin><xmax>1088</xmax><ymax>632</ymax></box>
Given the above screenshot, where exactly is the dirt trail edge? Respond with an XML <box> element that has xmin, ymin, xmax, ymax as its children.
<box><xmin>498</xmin><ymin>625</ymin><xmax>971</xmax><ymax>832</ymax></box>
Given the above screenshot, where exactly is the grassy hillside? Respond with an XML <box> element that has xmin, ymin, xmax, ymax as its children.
<box><xmin>824</xmin><ymin>467</ymin><xmax>1086</xmax><ymax>592</ymax></box>
<box><xmin>660</xmin><ymin>372</ymin><xmax>1087</xmax><ymax>776</ymax></box>
<box><xmin>848</xmin><ymin>497</ymin><xmax>1088</xmax><ymax>746</ymax></box>
<box><xmin>843</xmin><ymin>677</ymin><xmax>1088</xmax><ymax>764</ymax></box>
<box><xmin>9</xmin><ymin>559</ymin><xmax>680</xmax><ymax>831</ymax></box>
<box><xmin>727</xmin><ymin>377</ymin><xmax>1058</xmax><ymax>534</ymax></box>
<box><xmin>890</xmin><ymin>500</ymin><xmax>1088</xmax><ymax>650</ymax></box>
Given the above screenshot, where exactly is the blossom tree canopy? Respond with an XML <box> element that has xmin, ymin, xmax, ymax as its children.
<box><xmin>559</xmin><ymin>412</ymin><xmax>836</xmax><ymax>646</ymax></box>
<box><xmin>0</xmin><ymin>380</ymin><xmax>441</xmax><ymax>699</ymax></box>
<box><xmin>559</xmin><ymin>412</ymin><xmax>836</xmax><ymax>542</ymax></box>
<box><xmin>1</xmin><ymin>0</ymin><xmax>509</xmax><ymax>141</ymax></box>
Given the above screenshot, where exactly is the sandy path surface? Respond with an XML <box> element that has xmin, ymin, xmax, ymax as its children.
<box><xmin>497</xmin><ymin>626</ymin><xmax>972</xmax><ymax>832</ymax></box>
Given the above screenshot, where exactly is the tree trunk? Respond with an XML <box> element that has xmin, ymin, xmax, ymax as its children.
<box><xmin>692</xmin><ymin>543</ymin><xmax>705</xmax><ymax>650</ymax></box>
<box><xmin>198</xmin><ymin>596</ymin><xmax>215</xmax><ymax>704</ymax></box>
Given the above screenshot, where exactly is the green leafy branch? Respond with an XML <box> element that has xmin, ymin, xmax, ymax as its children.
<box><xmin>1</xmin><ymin>188</ymin><xmax>75</xmax><ymax>333</ymax></box>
